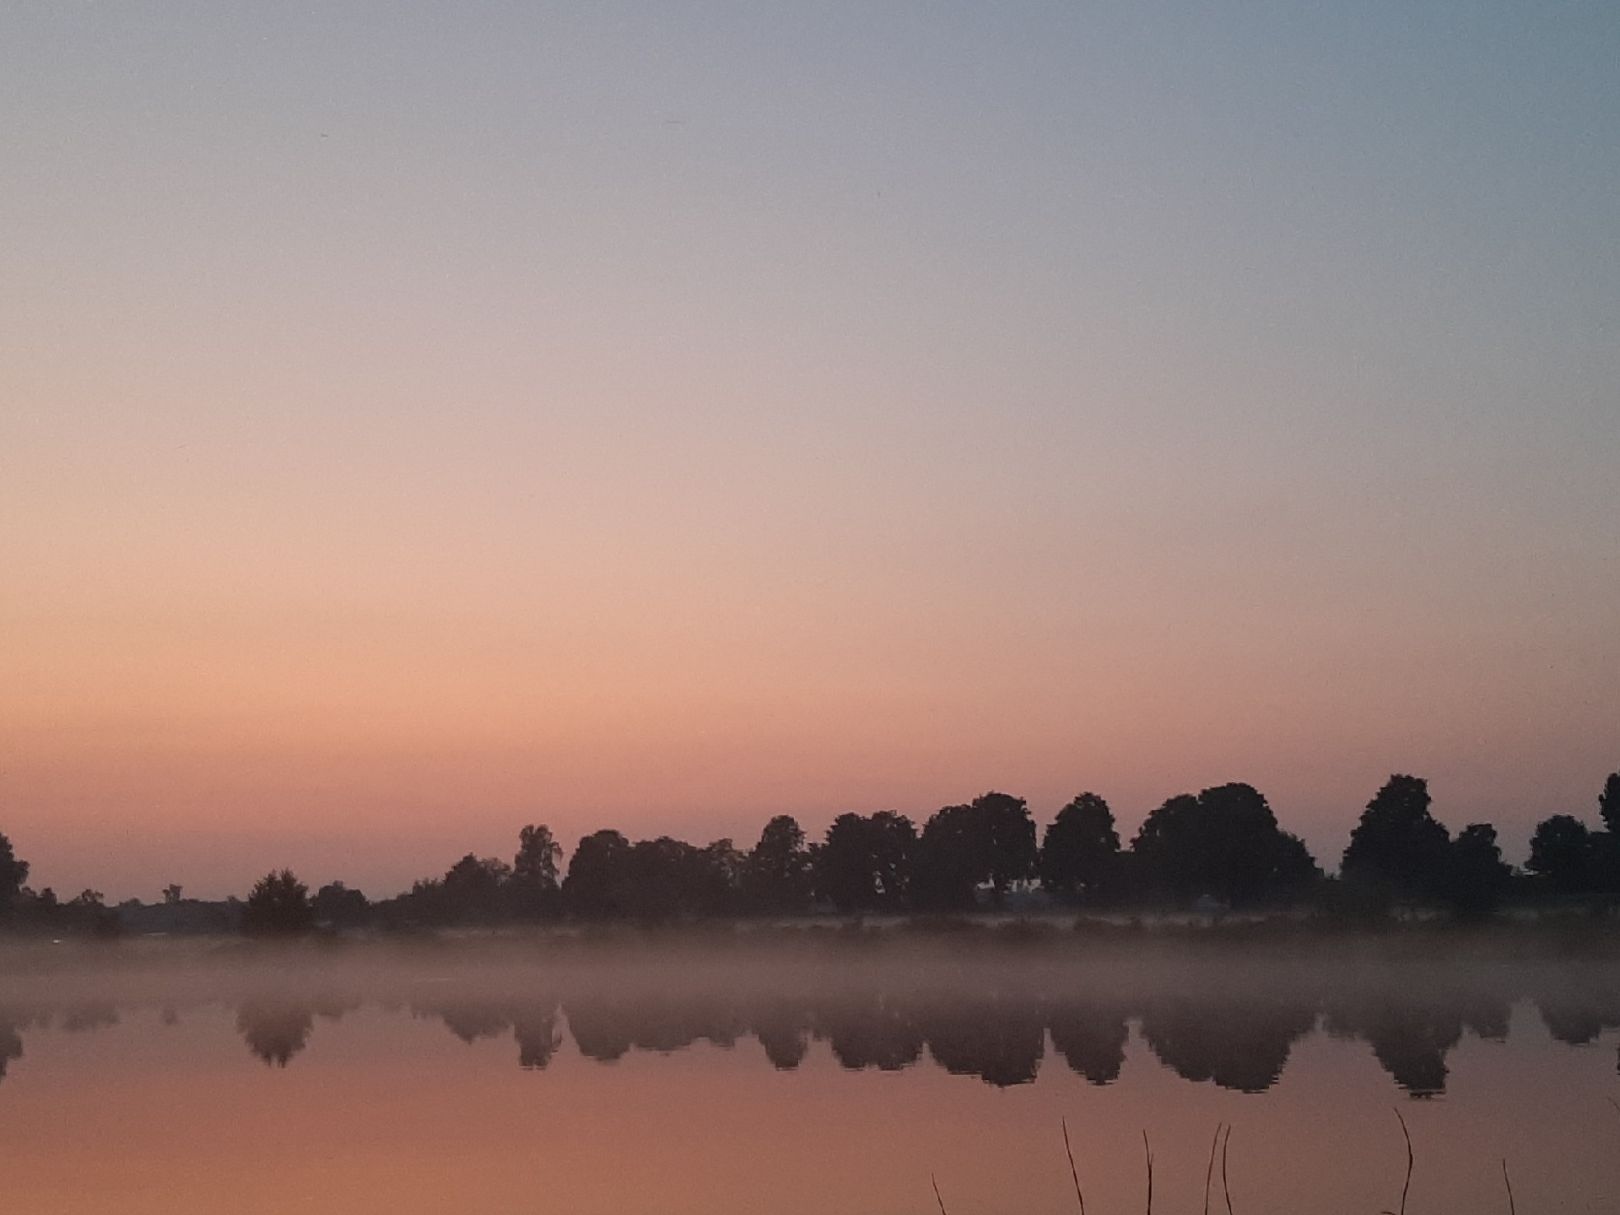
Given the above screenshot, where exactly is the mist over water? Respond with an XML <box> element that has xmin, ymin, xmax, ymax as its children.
<box><xmin>3</xmin><ymin>935</ymin><xmax>1618</xmax><ymax>1214</ymax></box>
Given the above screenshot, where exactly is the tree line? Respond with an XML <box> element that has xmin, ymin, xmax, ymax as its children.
<box><xmin>2</xmin><ymin>771</ymin><xmax>1617</xmax><ymax>936</ymax></box>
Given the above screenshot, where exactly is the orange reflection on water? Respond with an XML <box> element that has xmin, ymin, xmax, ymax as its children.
<box><xmin>1</xmin><ymin>995</ymin><xmax>1618</xmax><ymax>1215</ymax></box>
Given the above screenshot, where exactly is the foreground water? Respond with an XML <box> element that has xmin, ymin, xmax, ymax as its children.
<box><xmin>2</xmin><ymin>937</ymin><xmax>1618</xmax><ymax>1213</ymax></box>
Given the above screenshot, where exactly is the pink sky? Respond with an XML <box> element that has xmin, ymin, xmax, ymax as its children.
<box><xmin>3</xmin><ymin>4</ymin><xmax>1616</xmax><ymax>899</ymax></box>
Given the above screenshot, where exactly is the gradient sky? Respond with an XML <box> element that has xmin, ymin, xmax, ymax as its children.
<box><xmin>3</xmin><ymin>2</ymin><xmax>1617</xmax><ymax>899</ymax></box>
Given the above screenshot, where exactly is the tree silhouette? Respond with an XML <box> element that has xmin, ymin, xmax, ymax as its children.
<box><xmin>562</xmin><ymin>829</ymin><xmax>630</xmax><ymax>918</ymax></box>
<box><xmin>695</xmin><ymin>839</ymin><xmax>746</xmax><ymax>916</ymax></box>
<box><xmin>64</xmin><ymin>889</ymin><xmax>119</xmax><ymax>936</ymax></box>
<box><xmin>1131</xmin><ymin>793</ymin><xmax>1199</xmax><ymax>894</ymax></box>
<box><xmin>813</xmin><ymin>812</ymin><xmax>916</xmax><ymax>913</ymax></box>
<box><xmin>1443</xmin><ymin>823</ymin><xmax>1511</xmax><ymax>919</ymax></box>
<box><xmin>0</xmin><ymin>832</ymin><xmax>28</xmax><ymax>916</ymax></box>
<box><xmin>1341</xmin><ymin>775</ymin><xmax>1451</xmax><ymax>901</ymax></box>
<box><xmin>311</xmin><ymin>881</ymin><xmax>370</xmax><ymax>927</ymax></box>
<box><xmin>511</xmin><ymin>824</ymin><xmax>563</xmax><ymax>919</ymax></box>
<box><xmin>241</xmin><ymin>870</ymin><xmax>315</xmax><ymax>935</ymax></box>
<box><xmin>1594</xmin><ymin>773</ymin><xmax>1620</xmax><ymax>894</ymax></box>
<box><xmin>743</xmin><ymin>815</ymin><xmax>813</xmax><ymax>914</ymax></box>
<box><xmin>973</xmin><ymin>792</ymin><xmax>1038</xmax><ymax>904</ymax></box>
<box><xmin>1133</xmin><ymin>783</ymin><xmax>1319</xmax><ymax>905</ymax></box>
<box><xmin>1601</xmin><ymin>771</ymin><xmax>1620</xmax><ymax>836</ymax></box>
<box><xmin>912</xmin><ymin>803</ymin><xmax>987</xmax><ymax>910</ymax></box>
<box><xmin>1527</xmin><ymin>814</ymin><xmax>1594</xmax><ymax>893</ymax></box>
<box><xmin>616</xmin><ymin>836</ymin><xmax>703</xmax><ymax>921</ymax></box>
<box><xmin>26</xmin><ymin>772</ymin><xmax>1620</xmax><ymax>929</ymax></box>
<box><xmin>814</xmin><ymin>814</ymin><xmax>872</xmax><ymax>912</ymax></box>
<box><xmin>912</xmin><ymin>794</ymin><xmax>1036</xmax><ymax>910</ymax></box>
<box><xmin>1039</xmin><ymin>793</ymin><xmax>1120</xmax><ymax>902</ymax></box>
<box><xmin>440</xmin><ymin>854</ymin><xmax>513</xmax><ymax>924</ymax></box>
<box><xmin>868</xmin><ymin>812</ymin><xmax>915</xmax><ymax>908</ymax></box>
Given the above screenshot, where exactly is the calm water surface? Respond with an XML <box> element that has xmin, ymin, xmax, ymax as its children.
<box><xmin>2</xmin><ymin>945</ymin><xmax>1618</xmax><ymax>1214</ymax></box>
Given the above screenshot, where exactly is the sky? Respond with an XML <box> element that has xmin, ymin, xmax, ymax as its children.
<box><xmin>2</xmin><ymin>2</ymin><xmax>1617</xmax><ymax>899</ymax></box>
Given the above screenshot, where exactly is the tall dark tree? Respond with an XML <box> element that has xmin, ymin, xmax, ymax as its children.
<box><xmin>1596</xmin><ymin>772</ymin><xmax>1620</xmax><ymax>892</ymax></box>
<box><xmin>562</xmin><ymin>829</ymin><xmax>630</xmax><ymax>918</ymax></box>
<box><xmin>868</xmin><ymin>811</ymin><xmax>916</xmax><ymax>907</ymax></box>
<box><xmin>1444</xmin><ymin>823</ymin><xmax>1511</xmax><ymax>919</ymax></box>
<box><xmin>1039</xmin><ymin>793</ymin><xmax>1120</xmax><ymax>901</ymax></box>
<box><xmin>1527</xmin><ymin>814</ymin><xmax>1594</xmax><ymax>893</ymax></box>
<box><xmin>0</xmin><ymin>832</ymin><xmax>27</xmax><ymax>916</ymax></box>
<box><xmin>584</xmin><ymin>835</ymin><xmax>738</xmax><ymax>921</ymax></box>
<box><xmin>816</xmin><ymin>814</ymin><xmax>876</xmax><ymax>913</ymax></box>
<box><xmin>743</xmin><ymin>815</ymin><xmax>813</xmax><ymax>914</ymax></box>
<box><xmin>813</xmin><ymin>812</ymin><xmax>915</xmax><ymax>913</ymax></box>
<box><xmin>510</xmin><ymin>824</ymin><xmax>563</xmax><ymax>919</ymax></box>
<box><xmin>912</xmin><ymin>803</ymin><xmax>985</xmax><ymax>910</ymax></box>
<box><xmin>1130</xmin><ymin>792</ymin><xmax>1199</xmax><ymax>891</ymax></box>
<box><xmin>241</xmin><ymin>870</ymin><xmax>315</xmax><ymax>935</ymax></box>
<box><xmin>695</xmin><ymin>838</ymin><xmax>746</xmax><ymax>917</ymax></box>
<box><xmin>616</xmin><ymin>836</ymin><xmax>700</xmax><ymax>921</ymax></box>
<box><xmin>439</xmin><ymin>854</ymin><xmax>512</xmax><ymax>923</ymax></box>
<box><xmin>1340</xmin><ymin>775</ymin><xmax>1452</xmax><ymax>900</ymax></box>
<box><xmin>311</xmin><ymin>881</ymin><xmax>371</xmax><ymax>927</ymax></box>
<box><xmin>912</xmin><ymin>793</ymin><xmax>1036</xmax><ymax>910</ymax></box>
<box><xmin>1133</xmin><ymin>783</ymin><xmax>1319</xmax><ymax>906</ymax></box>
<box><xmin>1600</xmin><ymin>772</ymin><xmax>1620</xmax><ymax>836</ymax></box>
<box><xmin>974</xmin><ymin>792</ymin><xmax>1038</xmax><ymax>904</ymax></box>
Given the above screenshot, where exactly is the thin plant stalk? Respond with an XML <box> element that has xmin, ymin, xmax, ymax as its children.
<box><xmin>1221</xmin><ymin>1124</ymin><xmax>1235</xmax><ymax>1215</ymax></box>
<box><xmin>1062</xmin><ymin>1117</ymin><xmax>1086</xmax><ymax>1215</ymax></box>
<box><xmin>1380</xmin><ymin>1108</ymin><xmax>1414</xmax><ymax>1215</ymax></box>
<box><xmin>1203</xmin><ymin>1123</ymin><xmax>1223</xmax><ymax>1215</ymax></box>
<box><xmin>1501</xmin><ymin>1158</ymin><xmax>1515</xmax><ymax>1215</ymax></box>
<box><xmin>932</xmin><ymin>1174</ymin><xmax>948</xmax><ymax>1215</ymax></box>
<box><xmin>1143</xmin><ymin>1130</ymin><xmax>1155</xmax><ymax>1215</ymax></box>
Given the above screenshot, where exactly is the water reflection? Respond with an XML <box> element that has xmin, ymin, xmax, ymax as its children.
<box><xmin>237</xmin><ymin>1002</ymin><xmax>314</xmax><ymax>1068</ymax></box>
<box><xmin>0</xmin><ymin>1017</ymin><xmax>21</xmax><ymax>1083</ymax></box>
<box><xmin>1046</xmin><ymin>998</ymin><xmax>1129</xmax><ymax>1085</ymax></box>
<box><xmin>1537</xmin><ymin>979</ymin><xmax>1620</xmax><ymax>1047</ymax></box>
<box><xmin>4</xmin><ymin>976</ymin><xmax>1618</xmax><ymax>1097</ymax></box>
<box><xmin>1140</xmin><ymin>996</ymin><xmax>1316</xmax><ymax>1093</ymax></box>
<box><xmin>262</xmin><ymin>979</ymin><xmax>1620</xmax><ymax>1093</ymax></box>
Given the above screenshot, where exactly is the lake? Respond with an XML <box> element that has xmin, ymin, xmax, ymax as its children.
<box><xmin>2</xmin><ymin>934</ymin><xmax>1618</xmax><ymax>1213</ymax></box>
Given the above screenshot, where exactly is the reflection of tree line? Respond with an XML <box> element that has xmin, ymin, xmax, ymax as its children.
<box><xmin>3</xmin><ymin>983</ymin><xmax>1617</xmax><ymax>1096</ymax></box>
<box><xmin>233</xmin><ymin>995</ymin><xmax>358</xmax><ymax>1067</ymax></box>
<box><xmin>0</xmin><ymin>1003</ymin><xmax>116</xmax><ymax>1086</ymax></box>
<box><xmin>248</xmin><ymin>983</ymin><xmax>1620</xmax><ymax>1096</ymax></box>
